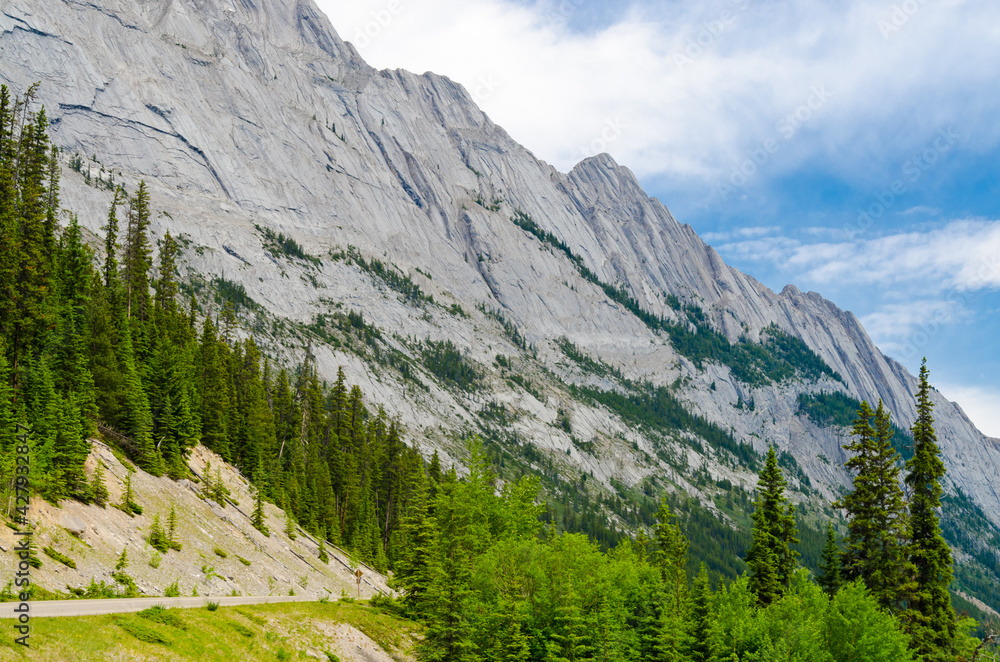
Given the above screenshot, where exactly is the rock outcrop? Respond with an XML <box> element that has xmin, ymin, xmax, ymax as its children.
<box><xmin>2</xmin><ymin>0</ymin><xmax>998</xmax><ymax>531</ymax></box>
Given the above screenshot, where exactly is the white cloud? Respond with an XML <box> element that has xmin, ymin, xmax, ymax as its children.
<box><xmin>860</xmin><ymin>300</ymin><xmax>972</xmax><ymax>356</ymax></box>
<box><xmin>714</xmin><ymin>219</ymin><xmax>1000</xmax><ymax>291</ymax></box>
<box><xmin>317</xmin><ymin>0</ymin><xmax>1000</xmax><ymax>187</ymax></box>
<box><xmin>702</xmin><ymin>225</ymin><xmax>780</xmax><ymax>242</ymax></box>
<box><xmin>937</xmin><ymin>383</ymin><xmax>1000</xmax><ymax>439</ymax></box>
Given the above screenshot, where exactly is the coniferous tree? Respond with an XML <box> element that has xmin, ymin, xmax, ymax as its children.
<box><xmin>837</xmin><ymin>400</ymin><xmax>912</xmax><ymax>613</ymax></box>
<box><xmin>54</xmin><ymin>214</ymin><xmax>96</xmax><ymax>421</ymax></box>
<box><xmin>688</xmin><ymin>563</ymin><xmax>713</xmax><ymax>662</ymax></box>
<box><xmin>654</xmin><ymin>498</ymin><xmax>689</xmax><ymax>612</ymax></box>
<box><xmin>495</xmin><ymin>599</ymin><xmax>530</xmax><ymax>662</ymax></box>
<box><xmin>166</xmin><ymin>504</ymin><xmax>182</xmax><ymax>551</ymax></box>
<box><xmin>0</xmin><ymin>88</ymin><xmax>17</xmax><ymax>350</ymax></box>
<box><xmin>251</xmin><ymin>470</ymin><xmax>269</xmax><ymax>537</ymax></box>
<box><xmin>90</xmin><ymin>460</ymin><xmax>109</xmax><ymax>508</ymax></box>
<box><xmin>50</xmin><ymin>394</ymin><xmax>88</xmax><ymax>499</ymax></box>
<box><xmin>10</xmin><ymin>94</ymin><xmax>56</xmax><ymax>383</ymax></box>
<box><xmin>198</xmin><ymin>316</ymin><xmax>230</xmax><ymax>457</ymax></box>
<box><xmin>817</xmin><ymin>522</ymin><xmax>842</xmax><ymax>597</ymax></box>
<box><xmin>395</xmin><ymin>465</ymin><xmax>437</xmax><ymax>616</ymax></box>
<box><xmin>112</xmin><ymin>546</ymin><xmax>137</xmax><ymax>596</ymax></box>
<box><xmin>0</xmin><ymin>349</ymin><xmax>17</xmax><ymax>509</ymax></box>
<box><xmin>420</xmin><ymin>467</ymin><xmax>476</xmax><ymax>662</ymax></box>
<box><xmin>547</xmin><ymin>576</ymin><xmax>592</xmax><ymax>662</ymax></box>
<box><xmin>904</xmin><ymin>360</ymin><xmax>956</xmax><ymax>658</ymax></box>
<box><xmin>102</xmin><ymin>187</ymin><xmax>124</xmax><ymax>289</ymax></box>
<box><xmin>122</xmin><ymin>181</ymin><xmax>152</xmax><ymax>323</ymax></box>
<box><xmin>154</xmin><ymin>232</ymin><xmax>179</xmax><ymax>314</ymax></box>
<box><xmin>119</xmin><ymin>465</ymin><xmax>142</xmax><ymax>515</ymax></box>
<box><xmin>88</xmin><ymin>278</ymin><xmax>128</xmax><ymax>427</ymax></box>
<box><xmin>318</xmin><ymin>529</ymin><xmax>329</xmax><ymax>564</ymax></box>
<box><xmin>147</xmin><ymin>513</ymin><xmax>169</xmax><ymax>553</ymax></box>
<box><xmin>746</xmin><ymin>446</ymin><xmax>799</xmax><ymax>605</ymax></box>
<box><xmin>284</xmin><ymin>511</ymin><xmax>297</xmax><ymax>540</ymax></box>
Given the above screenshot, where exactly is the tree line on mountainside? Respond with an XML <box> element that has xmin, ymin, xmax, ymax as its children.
<box><xmin>1</xmin><ymin>85</ymin><xmax>995</xmax><ymax>660</ymax></box>
<box><xmin>0</xmin><ymin>85</ymin><xmax>421</xmax><ymax>568</ymax></box>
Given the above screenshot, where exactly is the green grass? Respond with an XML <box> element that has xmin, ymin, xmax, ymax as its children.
<box><xmin>136</xmin><ymin>605</ymin><xmax>188</xmax><ymax>630</ymax></box>
<box><xmin>0</xmin><ymin>600</ymin><xmax>420</xmax><ymax>661</ymax></box>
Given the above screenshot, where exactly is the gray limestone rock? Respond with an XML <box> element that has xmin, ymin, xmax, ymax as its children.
<box><xmin>1</xmin><ymin>0</ymin><xmax>998</xmax><ymax>529</ymax></box>
<box><xmin>61</xmin><ymin>514</ymin><xmax>87</xmax><ymax>536</ymax></box>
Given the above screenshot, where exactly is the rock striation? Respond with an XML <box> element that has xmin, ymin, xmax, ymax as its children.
<box><xmin>2</xmin><ymin>0</ymin><xmax>999</xmax><ymax>530</ymax></box>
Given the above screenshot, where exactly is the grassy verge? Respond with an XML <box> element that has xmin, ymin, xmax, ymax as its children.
<box><xmin>0</xmin><ymin>599</ymin><xmax>419</xmax><ymax>661</ymax></box>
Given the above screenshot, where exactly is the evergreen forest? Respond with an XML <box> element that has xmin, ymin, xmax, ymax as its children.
<box><xmin>0</xmin><ymin>85</ymin><xmax>996</xmax><ymax>661</ymax></box>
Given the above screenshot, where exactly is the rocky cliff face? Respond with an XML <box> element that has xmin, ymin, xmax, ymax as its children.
<box><xmin>2</xmin><ymin>0</ymin><xmax>999</xmax><ymax>534</ymax></box>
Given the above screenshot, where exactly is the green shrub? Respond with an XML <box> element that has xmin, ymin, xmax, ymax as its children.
<box><xmin>42</xmin><ymin>546</ymin><xmax>76</xmax><ymax>569</ymax></box>
<box><xmin>213</xmin><ymin>546</ymin><xmax>228</xmax><ymax>559</ymax></box>
<box><xmin>147</xmin><ymin>514</ymin><xmax>170</xmax><ymax>553</ymax></box>
<box><xmin>229</xmin><ymin>621</ymin><xmax>255</xmax><ymax>638</ymax></box>
<box><xmin>82</xmin><ymin>578</ymin><xmax>118</xmax><ymax>599</ymax></box>
<box><xmin>137</xmin><ymin>605</ymin><xmax>188</xmax><ymax>630</ymax></box>
<box><xmin>115</xmin><ymin>616</ymin><xmax>172</xmax><ymax>645</ymax></box>
<box><xmin>206</xmin><ymin>601</ymin><xmax>219</xmax><ymax>612</ymax></box>
<box><xmin>164</xmin><ymin>581</ymin><xmax>180</xmax><ymax>598</ymax></box>
<box><xmin>235</xmin><ymin>608</ymin><xmax>267</xmax><ymax>626</ymax></box>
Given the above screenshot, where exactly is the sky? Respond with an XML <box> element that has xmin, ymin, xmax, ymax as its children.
<box><xmin>316</xmin><ymin>0</ymin><xmax>1000</xmax><ymax>437</ymax></box>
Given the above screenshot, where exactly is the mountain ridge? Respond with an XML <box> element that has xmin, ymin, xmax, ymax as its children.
<box><xmin>2</xmin><ymin>0</ymin><xmax>999</xmax><ymax>583</ymax></box>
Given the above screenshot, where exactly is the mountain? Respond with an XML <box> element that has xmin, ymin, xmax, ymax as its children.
<box><xmin>3</xmin><ymin>0</ymin><xmax>998</xmax><ymax>606</ymax></box>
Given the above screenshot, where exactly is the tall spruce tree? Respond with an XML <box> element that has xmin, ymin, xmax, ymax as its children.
<box><xmin>688</xmin><ymin>563</ymin><xmax>713</xmax><ymax>662</ymax></box>
<box><xmin>122</xmin><ymin>181</ymin><xmax>152</xmax><ymax>323</ymax></box>
<box><xmin>837</xmin><ymin>400</ymin><xmax>912</xmax><ymax>613</ymax></box>
<box><xmin>817</xmin><ymin>522</ymin><xmax>842</xmax><ymax>597</ymax></box>
<box><xmin>103</xmin><ymin>187</ymin><xmax>124</xmax><ymax>289</ymax></box>
<box><xmin>904</xmin><ymin>360</ymin><xmax>956</xmax><ymax>658</ymax></box>
<box><xmin>746</xmin><ymin>446</ymin><xmax>799</xmax><ymax>605</ymax></box>
<box><xmin>395</xmin><ymin>466</ymin><xmax>437</xmax><ymax>616</ymax></box>
<box><xmin>654</xmin><ymin>498</ymin><xmax>689</xmax><ymax>612</ymax></box>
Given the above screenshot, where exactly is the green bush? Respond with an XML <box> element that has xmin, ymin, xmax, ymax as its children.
<box><xmin>137</xmin><ymin>605</ymin><xmax>188</xmax><ymax>630</ymax></box>
<box><xmin>213</xmin><ymin>546</ymin><xmax>228</xmax><ymax>559</ymax></box>
<box><xmin>42</xmin><ymin>546</ymin><xmax>76</xmax><ymax>569</ymax></box>
<box><xmin>164</xmin><ymin>581</ymin><xmax>180</xmax><ymax>598</ymax></box>
<box><xmin>115</xmin><ymin>616</ymin><xmax>172</xmax><ymax>645</ymax></box>
<box><xmin>147</xmin><ymin>514</ymin><xmax>170</xmax><ymax>553</ymax></box>
<box><xmin>229</xmin><ymin>621</ymin><xmax>255</xmax><ymax>638</ymax></box>
<box><xmin>206</xmin><ymin>601</ymin><xmax>219</xmax><ymax>612</ymax></box>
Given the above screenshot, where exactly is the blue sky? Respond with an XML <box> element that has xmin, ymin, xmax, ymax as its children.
<box><xmin>317</xmin><ymin>0</ymin><xmax>1000</xmax><ymax>436</ymax></box>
